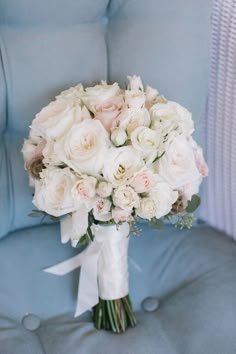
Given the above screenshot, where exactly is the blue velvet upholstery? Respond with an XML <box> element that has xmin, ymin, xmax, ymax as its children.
<box><xmin>1</xmin><ymin>0</ymin><xmax>236</xmax><ymax>353</ymax></box>
<box><xmin>1</xmin><ymin>223</ymin><xmax>236</xmax><ymax>353</ymax></box>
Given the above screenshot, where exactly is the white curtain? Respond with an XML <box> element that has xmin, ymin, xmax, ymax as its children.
<box><xmin>200</xmin><ymin>0</ymin><xmax>236</xmax><ymax>239</ymax></box>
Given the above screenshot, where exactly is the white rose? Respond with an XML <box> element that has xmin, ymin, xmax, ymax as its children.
<box><xmin>136</xmin><ymin>198</ymin><xmax>157</xmax><ymax>220</ymax></box>
<box><xmin>33</xmin><ymin>167</ymin><xmax>77</xmax><ymax>217</ymax></box>
<box><xmin>103</xmin><ymin>146</ymin><xmax>143</xmax><ymax>186</ymax></box>
<box><xmin>93</xmin><ymin>198</ymin><xmax>112</xmax><ymax>222</ymax></box>
<box><xmin>82</xmin><ymin>82</ymin><xmax>121</xmax><ymax>111</ymax></box>
<box><xmin>113</xmin><ymin>186</ymin><xmax>140</xmax><ymax>211</ymax></box>
<box><xmin>190</xmin><ymin>138</ymin><xmax>209</xmax><ymax>177</ymax></box>
<box><xmin>110</xmin><ymin>127</ymin><xmax>127</xmax><ymax>147</ymax></box>
<box><xmin>179</xmin><ymin>180</ymin><xmax>201</xmax><ymax>201</ymax></box>
<box><xmin>125</xmin><ymin>89</ymin><xmax>145</xmax><ymax>109</ymax></box>
<box><xmin>131</xmin><ymin>126</ymin><xmax>164</xmax><ymax>164</ymax></box>
<box><xmin>127</xmin><ymin>75</ymin><xmax>144</xmax><ymax>91</ymax></box>
<box><xmin>31</xmin><ymin>99</ymin><xmax>82</xmax><ymax>140</ymax></box>
<box><xmin>55</xmin><ymin>84</ymin><xmax>84</xmax><ymax>101</ymax></box>
<box><xmin>157</xmin><ymin>135</ymin><xmax>201</xmax><ymax>189</ymax></box>
<box><xmin>42</xmin><ymin>140</ymin><xmax>61</xmax><ymax>165</ymax></box>
<box><xmin>115</xmin><ymin>108</ymin><xmax>150</xmax><ymax>137</ymax></box>
<box><xmin>150</xmin><ymin>101</ymin><xmax>194</xmax><ymax>138</ymax></box>
<box><xmin>96</xmin><ymin>181</ymin><xmax>113</xmax><ymax>198</ymax></box>
<box><xmin>54</xmin><ymin>120</ymin><xmax>110</xmax><ymax>176</ymax></box>
<box><xmin>145</xmin><ymin>85</ymin><xmax>159</xmax><ymax>109</ymax></box>
<box><xmin>149</xmin><ymin>180</ymin><xmax>178</xmax><ymax>219</ymax></box>
<box><xmin>72</xmin><ymin>175</ymin><xmax>97</xmax><ymax>209</ymax></box>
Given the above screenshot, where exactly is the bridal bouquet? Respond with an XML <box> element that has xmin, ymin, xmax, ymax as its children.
<box><xmin>22</xmin><ymin>76</ymin><xmax>208</xmax><ymax>333</ymax></box>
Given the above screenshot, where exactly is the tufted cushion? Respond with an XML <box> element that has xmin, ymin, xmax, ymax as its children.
<box><xmin>0</xmin><ymin>0</ymin><xmax>109</xmax><ymax>238</ymax></box>
<box><xmin>1</xmin><ymin>222</ymin><xmax>236</xmax><ymax>353</ymax></box>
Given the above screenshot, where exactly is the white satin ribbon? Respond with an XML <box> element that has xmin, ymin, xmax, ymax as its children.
<box><xmin>44</xmin><ymin>222</ymin><xmax>130</xmax><ymax>317</ymax></box>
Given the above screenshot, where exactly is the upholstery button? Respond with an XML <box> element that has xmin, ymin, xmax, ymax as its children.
<box><xmin>142</xmin><ymin>297</ymin><xmax>160</xmax><ymax>312</ymax></box>
<box><xmin>22</xmin><ymin>314</ymin><xmax>41</xmax><ymax>331</ymax></box>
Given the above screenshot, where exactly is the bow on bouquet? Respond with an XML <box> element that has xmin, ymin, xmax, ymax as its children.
<box><xmin>22</xmin><ymin>76</ymin><xmax>208</xmax><ymax>333</ymax></box>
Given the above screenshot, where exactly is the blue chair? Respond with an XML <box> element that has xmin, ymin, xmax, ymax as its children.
<box><xmin>1</xmin><ymin>1</ymin><xmax>236</xmax><ymax>353</ymax></box>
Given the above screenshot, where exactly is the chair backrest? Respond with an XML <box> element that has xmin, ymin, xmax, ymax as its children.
<box><xmin>0</xmin><ymin>0</ymin><xmax>212</xmax><ymax>238</ymax></box>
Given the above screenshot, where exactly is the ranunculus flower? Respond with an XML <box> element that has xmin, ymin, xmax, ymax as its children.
<box><xmin>96</xmin><ymin>181</ymin><xmax>113</xmax><ymax>198</ymax></box>
<box><xmin>93</xmin><ymin>197</ymin><xmax>112</xmax><ymax>221</ymax></box>
<box><xmin>31</xmin><ymin>99</ymin><xmax>82</xmax><ymax>140</ymax></box>
<box><xmin>72</xmin><ymin>175</ymin><xmax>97</xmax><ymax>208</ymax></box>
<box><xmin>149</xmin><ymin>180</ymin><xmax>178</xmax><ymax>219</ymax></box>
<box><xmin>150</xmin><ymin>101</ymin><xmax>194</xmax><ymax>138</ymax></box>
<box><xmin>33</xmin><ymin>167</ymin><xmax>77</xmax><ymax>217</ymax></box>
<box><xmin>157</xmin><ymin>135</ymin><xmax>201</xmax><ymax>189</ymax></box>
<box><xmin>113</xmin><ymin>186</ymin><xmax>140</xmax><ymax>211</ymax></box>
<box><xmin>110</xmin><ymin>127</ymin><xmax>128</xmax><ymax>147</ymax></box>
<box><xmin>136</xmin><ymin>197</ymin><xmax>157</xmax><ymax>220</ymax></box>
<box><xmin>129</xmin><ymin>167</ymin><xmax>157</xmax><ymax>193</ymax></box>
<box><xmin>54</xmin><ymin>120</ymin><xmax>110</xmax><ymax>176</ymax></box>
<box><xmin>112</xmin><ymin>207</ymin><xmax>133</xmax><ymax>224</ymax></box>
<box><xmin>114</xmin><ymin>108</ymin><xmax>150</xmax><ymax>137</ymax></box>
<box><xmin>127</xmin><ymin>75</ymin><xmax>144</xmax><ymax>91</ymax></box>
<box><xmin>103</xmin><ymin>146</ymin><xmax>143</xmax><ymax>186</ymax></box>
<box><xmin>82</xmin><ymin>81</ymin><xmax>121</xmax><ymax>112</ymax></box>
<box><xmin>125</xmin><ymin>89</ymin><xmax>145</xmax><ymax>109</ymax></box>
<box><xmin>131</xmin><ymin>126</ymin><xmax>164</xmax><ymax>164</ymax></box>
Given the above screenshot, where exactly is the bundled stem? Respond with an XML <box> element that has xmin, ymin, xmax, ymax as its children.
<box><xmin>93</xmin><ymin>295</ymin><xmax>137</xmax><ymax>333</ymax></box>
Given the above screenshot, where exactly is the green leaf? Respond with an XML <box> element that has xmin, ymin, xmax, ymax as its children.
<box><xmin>150</xmin><ymin>218</ymin><xmax>165</xmax><ymax>230</ymax></box>
<box><xmin>77</xmin><ymin>234</ymin><xmax>90</xmax><ymax>247</ymax></box>
<box><xmin>28</xmin><ymin>210</ymin><xmax>45</xmax><ymax>218</ymax></box>
<box><xmin>152</xmin><ymin>151</ymin><xmax>165</xmax><ymax>163</ymax></box>
<box><xmin>186</xmin><ymin>195</ymin><xmax>201</xmax><ymax>213</ymax></box>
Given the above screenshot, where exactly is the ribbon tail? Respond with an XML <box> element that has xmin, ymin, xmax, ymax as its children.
<box><xmin>44</xmin><ymin>253</ymin><xmax>85</xmax><ymax>276</ymax></box>
<box><xmin>60</xmin><ymin>215</ymin><xmax>72</xmax><ymax>244</ymax></box>
<box><xmin>74</xmin><ymin>242</ymin><xmax>102</xmax><ymax>317</ymax></box>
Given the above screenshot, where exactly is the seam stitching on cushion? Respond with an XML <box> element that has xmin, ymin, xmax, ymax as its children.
<box><xmin>0</xmin><ymin>32</ymin><xmax>15</xmax><ymax>235</ymax></box>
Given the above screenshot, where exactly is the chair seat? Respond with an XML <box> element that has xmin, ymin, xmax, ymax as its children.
<box><xmin>1</xmin><ymin>222</ymin><xmax>236</xmax><ymax>353</ymax></box>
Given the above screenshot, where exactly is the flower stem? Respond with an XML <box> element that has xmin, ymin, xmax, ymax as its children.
<box><xmin>93</xmin><ymin>295</ymin><xmax>136</xmax><ymax>333</ymax></box>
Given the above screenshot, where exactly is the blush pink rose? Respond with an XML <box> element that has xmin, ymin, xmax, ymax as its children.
<box><xmin>112</xmin><ymin>207</ymin><xmax>133</xmax><ymax>224</ymax></box>
<box><xmin>129</xmin><ymin>168</ymin><xmax>157</xmax><ymax>193</ymax></box>
<box><xmin>72</xmin><ymin>176</ymin><xmax>97</xmax><ymax>208</ymax></box>
<box><xmin>94</xmin><ymin>96</ymin><xmax>124</xmax><ymax>131</ymax></box>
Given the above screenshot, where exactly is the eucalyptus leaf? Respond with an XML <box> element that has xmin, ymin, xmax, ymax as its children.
<box><xmin>150</xmin><ymin>218</ymin><xmax>165</xmax><ymax>230</ymax></box>
<box><xmin>28</xmin><ymin>210</ymin><xmax>45</xmax><ymax>218</ymax></box>
<box><xmin>186</xmin><ymin>195</ymin><xmax>201</xmax><ymax>213</ymax></box>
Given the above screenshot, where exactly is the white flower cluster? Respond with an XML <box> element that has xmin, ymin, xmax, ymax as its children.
<box><xmin>22</xmin><ymin>76</ymin><xmax>208</xmax><ymax>244</ymax></box>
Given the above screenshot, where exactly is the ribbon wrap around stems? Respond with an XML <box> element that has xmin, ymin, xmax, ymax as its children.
<box><xmin>44</xmin><ymin>222</ymin><xmax>130</xmax><ymax>317</ymax></box>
